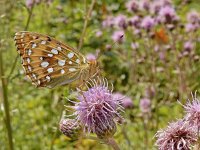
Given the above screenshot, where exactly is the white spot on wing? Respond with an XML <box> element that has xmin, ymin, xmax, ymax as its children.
<box><xmin>76</xmin><ymin>59</ymin><xmax>80</xmax><ymax>64</ymax></box>
<box><xmin>57</xmin><ymin>47</ymin><xmax>62</xmax><ymax>51</ymax></box>
<box><xmin>46</xmin><ymin>76</ymin><xmax>51</xmax><ymax>82</ymax></box>
<box><xmin>68</xmin><ymin>61</ymin><xmax>72</xmax><ymax>64</ymax></box>
<box><xmin>69</xmin><ymin>68</ymin><xmax>76</xmax><ymax>72</ymax></box>
<box><xmin>27</xmin><ymin>49</ymin><xmax>32</xmax><ymax>55</ymax></box>
<box><xmin>51</xmin><ymin>49</ymin><xmax>58</xmax><ymax>54</ymax></box>
<box><xmin>47</xmin><ymin>68</ymin><xmax>53</xmax><ymax>73</ymax></box>
<box><xmin>28</xmin><ymin>66</ymin><xmax>32</xmax><ymax>71</ymax></box>
<box><xmin>58</xmin><ymin>60</ymin><xmax>66</xmax><ymax>66</ymax></box>
<box><xmin>41</xmin><ymin>61</ymin><xmax>49</xmax><ymax>68</ymax></box>
<box><xmin>61</xmin><ymin>69</ymin><xmax>65</xmax><ymax>74</ymax></box>
<box><xmin>37</xmin><ymin>80</ymin><xmax>41</xmax><ymax>85</ymax></box>
<box><xmin>41</xmin><ymin>40</ymin><xmax>46</xmax><ymax>44</ymax></box>
<box><xmin>27</xmin><ymin>58</ymin><xmax>30</xmax><ymax>63</ymax></box>
<box><xmin>32</xmin><ymin>43</ymin><xmax>37</xmax><ymax>48</ymax></box>
<box><xmin>67</xmin><ymin>52</ymin><xmax>74</xmax><ymax>59</ymax></box>
<box><xmin>40</xmin><ymin>57</ymin><xmax>43</xmax><ymax>60</ymax></box>
<box><xmin>32</xmin><ymin>73</ymin><xmax>36</xmax><ymax>79</ymax></box>
<box><xmin>48</xmin><ymin>53</ymin><xmax>53</xmax><ymax>57</ymax></box>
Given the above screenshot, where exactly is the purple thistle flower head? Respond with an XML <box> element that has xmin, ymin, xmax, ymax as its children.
<box><xmin>139</xmin><ymin>0</ymin><xmax>150</xmax><ymax>11</ymax></box>
<box><xmin>86</xmin><ymin>53</ymin><xmax>96</xmax><ymax>62</ymax></box>
<box><xmin>95</xmin><ymin>30</ymin><xmax>103</xmax><ymax>37</ymax></box>
<box><xmin>128</xmin><ymin>16</ymin><xmax>141</xmax><ymax>28</ymax></box>
<box><xmin>111</xmin><ymin>30</ymin><xmax>124</xmax><ymax>43</ymax></box>
<box><xmin>126</xmin><ymin>0</ymin><xmax>139</xmax><ymax>12</ymax></box>
<box><xmin>158</xmin><ymin>6</ymin><xmax>177</xmax><ymax>24</ymax></box>
<box><xmin>155</xmin><ymin>120</ymin><xmax>197</xmax><ymax>150</ymax></box>
<box><xmin>59</xmin><ymin>119</ymin><xmax>81</xmax><ymax>140</ymax></box>
<box><xmin>114</xmin><ymin>15</ymin><xmax>127</xmax><ymax>29</ymax></box>
<box><xmin>184</xmin><ymin>41</ymin><xmax>194</xmax><ymax>52</ymax></box>
<box><xmin>140</xmin><ymin>98</ymin><xmax>151</xmax><ymax>113</ymax></box>
<box><xmin>113</xmin><ymin>92</ymin><xmax>133</xmax><ymax>109</ymax></box>
<box><xmin>74</xmin><ymin>78</ymin><xmax>123</xmax><ymax>138</ymax></box>
<box><xmin>183</xmin><ymin>93</ymin><xmax>200</xmax><ymax>129</ymax></box>
<box><xmin>26</xmin><ymin>0</ymin><xmax>34</xmax><ymax>9</ymax></box>
<box><xmin>187</xmin><ymin>10</ymin><xmax>200</xmax><ymax>24</ymax></box>
<box><xmin>185</xmin><ymin>23</ymin><xmax>196</xmax><ymax>32</ymax></box>
<box><xmin>141</xmin><ymin>16</ymin><xmax>155</xmax><ymax>30</ymax></box>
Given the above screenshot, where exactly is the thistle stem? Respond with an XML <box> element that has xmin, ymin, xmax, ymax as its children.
<box><xmin>106</xmin><ymin>138</ymin><xmax>120</xmax><ymax>150</ymax></box>
<box><xmin>0</xmin><ymin>42</ymin><xmax>14</xmax><ymax>150</ymax></box>
<box><xmin>78</xmin><ymin>0</ymin><xmax>96</xmax><ymax>50</ymax></box>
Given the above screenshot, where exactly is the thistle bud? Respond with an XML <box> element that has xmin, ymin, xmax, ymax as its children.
<box><xmin>59</xmin><ymin>119</ymin><xmax>81</xmax><ymax>140</ymax></box>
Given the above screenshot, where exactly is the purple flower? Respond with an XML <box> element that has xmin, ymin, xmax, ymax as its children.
<box><xmin>86</xmin><ymin>53</ymin><xmax>96</xmax><ymax>62</ymax></box>
<box><xmin>139</xmin><ymin>98</ymin><xmax>151</xmax><ymax>113</ymax></box>
<box><xmin>113</xmin><ymin>92</ymin><xmax>133</xmax><ymax>109</ymax></box>
<box><xmin>74</xmin><ymin>78</ymin><xmax>123</xmax><ymax>137</ymax></box>
<box><xmin>139</xmin><ymin>0</ymin><xmax>150</xmax><ymax>11</ymax></box>
<box><xmin>129</xmin><ymin>16</ymin><xmax>140</xmax><ymax>28</ymax></box>
<box><xmin>141</xmin><ymin>16</ymin><xmax>155</xmax><ymax>30</ymax></box>
<box><xmin>185</xmin><ymin>23</ymin><xmax>196</xmax><ymax>32</ymax></box>
<box><xmin>111</xmin><ymin>30</ymin><xmax>124</xmax><ymax>43</ymax></box>
<box><xmin>184</xmin><ymin>41</ymin><xmax>194</xmax><ymax>52</ymax></box>
<box><xmin>126</xmin><ymin>0</ymin><xmax>139</xmax><ymax>12</ymax></box>
<box><xmin>95</xmin><ymin>30</ymin><xmax>103</xmax><ymax>37</ymax></box>
<box><xmin>158</xmin><ymin>6</ymin><xmax>177</xmax><ymax>23</ymax></box>
<box><xmin>102</xmin><ymin>16</ymin><xmax>114</xmax><ymax>28</ymax></box>
<box><xmin>183</xmin><ymin>94</ymin><xmax>200</xmax><ymax>129</ymax></box>
<box><xmin>26</xmin><ymin>0</ymin><xmax>34</xmax><ymax>9</ymax></box>
<box><xmin>155</xmin><ymin>120</ymin><xmax>197</xmax><ymax>150</ymax></box>
<box><xmin>131</xmin><ymin>42</ymin><xmax>139</xmax><ymax>50</ymax></box>
<box><xmin>59</xmin><ymin>119</ymin><xmax>81</xmax><ymax>140</ymax></box>
<box><xmin>187</xmin><ymin>10</ymin><xmax>200</xmax><ymax>24</ymax></box>
<box><xmin>114</xmin><ymin>15</ymin><xmax>127</xmax><ymax>29</ymax></box>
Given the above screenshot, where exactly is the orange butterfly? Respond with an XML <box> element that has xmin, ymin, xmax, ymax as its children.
<box><xmin>14</xmin><ymin>31</ymin><xmax>99</xmax><ymax>88</ymax></box>
<box><xmin>154</xmin><ymin>28</ymin><xmax>169</xmax><ymax>44</ymax></box>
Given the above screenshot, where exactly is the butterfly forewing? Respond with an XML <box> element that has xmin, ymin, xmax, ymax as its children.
<box><xmin>14</xmin><ymin>31</ymin><xmax>89</xmax><ymax>88</ymax></box>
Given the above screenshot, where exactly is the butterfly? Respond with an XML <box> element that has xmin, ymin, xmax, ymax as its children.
<box><xmin>154</xmin><ymin>28</ymin><xmax>169</xmax><ymax>44</ymax></box>
<box><xmin>14</xmin><ymin>31</ymin><xmax>99</xmax><ymax>88</ymax></box>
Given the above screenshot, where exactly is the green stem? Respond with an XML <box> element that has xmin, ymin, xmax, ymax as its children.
<box><xmin>0</xmin><ymin>42</ymin><xmax>14</xmax><ymax>150</ymax></box>
<box><xmin>78</xmin><ymin>0</ymin><xmax>96</xmax><ymax>50</ymax></box>
<box><xmin>106</xmin><ymin>138</ymin><xmax>120</xmax><ymax>150</ymax></box>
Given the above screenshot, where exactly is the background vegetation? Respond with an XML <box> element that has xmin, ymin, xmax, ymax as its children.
<box><xmin>0</xmin><ymin>0</ymin><xmax>200</xmax><ymax>149</ymax></box>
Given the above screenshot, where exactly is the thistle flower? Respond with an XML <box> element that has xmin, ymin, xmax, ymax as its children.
<box><xmin>158</xmin><ymin>6</ymin><xmax>177</xmax><ymax>23</ymax></box>
<box><xmin>86</xmin><ymin>53</ymin><xmax>96</xmax><ymax>62</ymax></box>
<box><xmin>74</xmin><ymin>78</ymin><xmax>123</xmax><ymax>138</ymax></box>
<box><xmin>155</xmin><ymin>120</ymin><xmax>197</xmax><ymax>150</ymax></box>
<box><xmin>114</xmin><ymin>15</ymin><xmax>127</xmax><ymax>29</ymax></box>
<box><xmin>139</xmin><ymin>0</ymin><xmax>150</xmax><ymax>11</ymax></box>
<box><xmin>95</xmin><ymin>30</ymin><xmax>103</xmax><ymax>37</ymax></box>
<box><xmin>102</xmin><ymin>16</ymin><xmax>114</xmax><ymax>28</ymax></box>
<box><xmin>141</xmin><ymin>16</ymin><xmax>155</xmax><ymax>30</ymax></box>
<box><xmin>59</xmin><ymin>119</ymin><xmax>81</xmax><ymax>140</ymax></box>
<box><xmin>113</xmin><ymin>92</ymin><xmax>133</xmax><ymax>109</ymax></box>
<box><xmin>185</xmin><ymin>23</ymin><xmax>196</xmax><ymax>32</ymax></box>
<box><xmin>184</xmin><ymin>41</ymin><xmax>194</xmax><ymax>52</ymax></box>
<box><xmin>128</xmin><ymin>16</ymin><xmax>140</xmax><ymax>28</ymax></box>
<box><xmin>140</xmin><ymin>98</ymin><xmax>151</xmax><ymax>113</ymax></box>
<box><xmin>111</xmin><ymin>30</ymin><xmax>124</xmax><ymax>43</ymax></box>
<box><xmin>26</xmin><ymin>0</ymin><xmax>34</xmax><ymax>9</ymax></box>
<box><xmin>187</xmin><ymin>10</ymin><xmax>200</xmax><ymax>24</ymax></box>
<box><xmin>126</xmin><ymin>0</ymin><xmax>139</xmax><ymax>12</ymax></box>
<box><xmin>183</xmin><ymin>94</ymin><xmax>200</xmax><ymax>129</ymax></box>
<box><xmin>131</xmin><ymin>42</ymin><xmax>139</xmax><ymax>50</ymax></box>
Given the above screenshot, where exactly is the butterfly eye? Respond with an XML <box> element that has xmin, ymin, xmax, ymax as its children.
<box><xmin>14</xmin><ymin>31</ymin><xmax>99</xmax><ymax>88</ymax></box>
